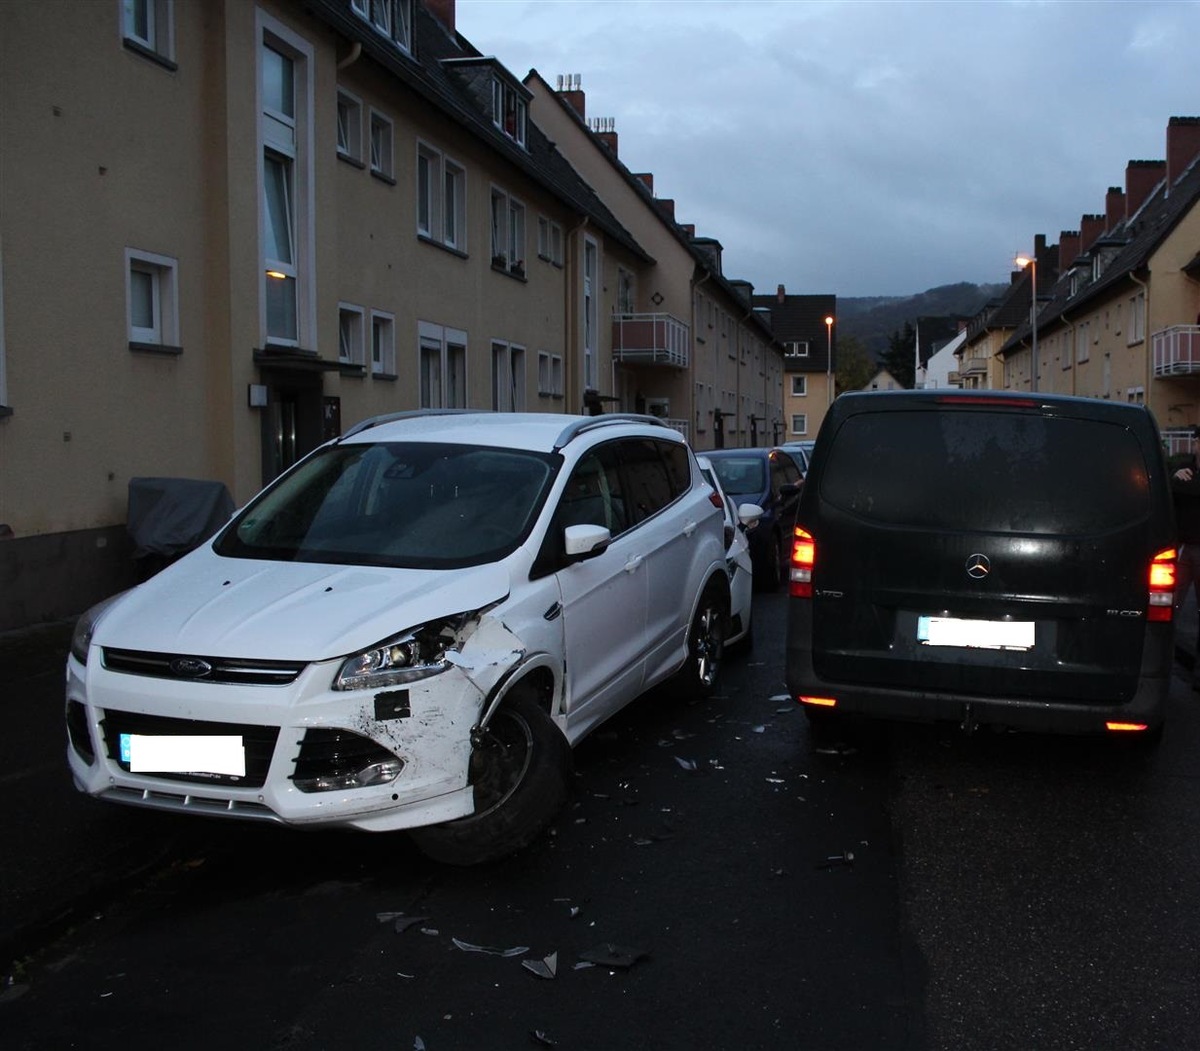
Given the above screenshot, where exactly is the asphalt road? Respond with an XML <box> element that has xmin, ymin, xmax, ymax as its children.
<box><xmin>4</xmin><ymin>593</ymin><xmax>1200</xmax><ymax>1049</ymax></box>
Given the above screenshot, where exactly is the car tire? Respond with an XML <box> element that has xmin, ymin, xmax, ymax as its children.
<box><xmin>672</xmin><ymin>582</ymin><xmax>728</xmax><ymax>697</ymax></box>
<box><xmin>410</xmin><ymin>689</ymin><xmax>571</xmax><ymax>866</ymax></box>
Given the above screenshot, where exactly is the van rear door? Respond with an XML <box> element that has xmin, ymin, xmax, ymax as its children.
<box><xmin>809</xmin><ymin>405</ymin><xmax>1166</xmax><ymax>705</ymax></box>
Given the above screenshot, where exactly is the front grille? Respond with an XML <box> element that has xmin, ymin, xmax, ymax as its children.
<box><xmin>291</xmin><ymin>728</ymin><xmax>402</xmax><ymax>791</ymax></box>
<box><xmin>102</xmin><ymin>648</ymin><xmax>306</xmax><ymax>685</ymax></box>
<box><xmin>100</xmin><ymin>710</ymin><xmax>279</xmax><ymax>788</ymax></box>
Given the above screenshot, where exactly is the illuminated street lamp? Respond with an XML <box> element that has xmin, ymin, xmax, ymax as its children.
<box><xmin>1015</xmin><ymin>254</ymin><xmax>1038</xmax><ymax>392</ymax></box>
<box><xmin>825</xmin><ymin>314</ymin><xmax>834</xmax><ymax>405</ymax></box>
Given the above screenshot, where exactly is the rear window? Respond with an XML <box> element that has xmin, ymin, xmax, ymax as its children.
<box><xmin>820</xmin><ymin>410</ymin><xmax>1152</xmax><ymax>533</ymax></box>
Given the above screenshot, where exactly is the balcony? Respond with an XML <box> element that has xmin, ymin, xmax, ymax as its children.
<box><xmin>1152</xmin><ymin>326</ymin><xmax>1200</xmax><ymax>376</ymax></box>
<box><xmin>612</xmin><ymin>313</ymin><xmax>689</xmax><ymax>368</ymax></box>
<box><xmin>959</xmin><ymin>357</ymin><xmax>989</xmax><ymax>377</ymax></box>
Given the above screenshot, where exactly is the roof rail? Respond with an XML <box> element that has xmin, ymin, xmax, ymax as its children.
<box><xmin>340</xmin><ymin>408</ymin><xmax>484</xmax><ymax>440</ymax></box>
<box><xmin>553</xmin><ymin>413</ymin><xmax>671</xmax><ymax>451</ymax></box>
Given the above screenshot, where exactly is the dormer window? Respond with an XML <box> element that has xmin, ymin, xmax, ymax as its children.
<box><xmin>352</xmin><ymin>0</ymin><xmax>413</xmax><ymax>54</ymax></box>
<box><xmin>492</xmin><ymin>77</ymin><xmax>527</xmax><ymax>147</ymax></box>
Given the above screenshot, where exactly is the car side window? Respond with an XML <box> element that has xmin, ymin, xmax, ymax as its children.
<box><xmin>660</xmin><ymin>441</ymin><xmax>691</xmax><ymax>498</ymax></box>
<box><xmin>554</xmin><ymin>445</ymin><xmax>630</xmax><ymax>536</ymax></box>
<box><xmin>619</xmin><ymin>439</ymin><xmax>678</xmax><ymax>524</ymax></box>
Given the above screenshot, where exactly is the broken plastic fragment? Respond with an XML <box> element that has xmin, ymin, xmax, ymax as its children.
<box><xmin>394</xmin><ymin>915</ymin><xmax>429</xmax><ymax>934</ymax></box>
<box><xmin>452</xmin><ymin>937</ymin><xmax>529</xmax><ymax>958</ymax></box>
<box><xmin>578</xmin><ymin>943</ymin><xmax>650</xmax><ymax>969</ymax></box>
<box><xmin>818</xmin><ymin>850</ymin><xmax>856</xmax><ymax>869</ymax></box>
<box><xmin>752</xmin><ymin>725</ymin><xmax>766</xmax><ymax>733</ymax></box>
<box><xmin>530</xmin><ymin>1030</ymin><xmax>557</xmax><ymax>1047</ymax></box>
<box><xmin>522</xmin><ymin>951</ymin><xmax>558</xmax><ymax>979</ymax></box>
<box><xmin>674</xmin><ymin>757</ymin><xmax>697</xmax><ymax>771</ymax></box>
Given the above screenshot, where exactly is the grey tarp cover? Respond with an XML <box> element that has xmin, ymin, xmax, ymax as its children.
<box><xmin>127</xmin><ymin>477</ymin><xmax>235</xmax><ymax>559</ymax></box>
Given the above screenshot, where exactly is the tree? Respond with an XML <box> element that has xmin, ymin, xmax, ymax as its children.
<box><xmin>835</xmin><ymin>335</ymin><xmax>874</xmax><ymax>394</ymax></box>
<box><xmin>878</xmin><ymin>322</ymin><xmax>916</xmax><ymax>389</ymax></box>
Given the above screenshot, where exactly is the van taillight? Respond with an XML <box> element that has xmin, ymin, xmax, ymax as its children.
<box><xmin>790</xmin><ymin>527</ymin><xmax>815</xmax><ymax>598</ymax></box>
<box><xmin>1147</xmin><ymin>547</ymin><xmax>1177</xmax><ymax>622</ymax></box>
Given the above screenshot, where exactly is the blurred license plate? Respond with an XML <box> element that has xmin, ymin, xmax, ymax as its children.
<box><xmin>120</xmin><ymin>734</ymin><xmax>246</xmax><ymax>776</ymax></box>
<box><xmin>917</xmin><ymin>616</ymin><xmax>1034</xmax><ymax>651</ymax></box>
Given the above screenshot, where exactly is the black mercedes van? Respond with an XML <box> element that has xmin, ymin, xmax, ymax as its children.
<box><xmin>785</xmin><ymin>390</ymin><xmax>1177</xmax><ymax>738</ymax></box>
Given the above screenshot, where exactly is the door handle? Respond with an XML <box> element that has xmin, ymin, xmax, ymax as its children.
<box><xmin>624</xmin><ymin>555</ymin><xmax>644</xmax><ymax>573</ymax></box>
<box><xmin>683</xmin><ymin>520</ymin><xmax>697</xmax><ymax>537</ymax></box>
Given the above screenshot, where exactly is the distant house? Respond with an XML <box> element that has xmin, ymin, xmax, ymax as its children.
<box><xmin>751</xmin><ymin>287</ymin><xmax>836</xmax><ymax>442</ymax></box>
<box><xmin>865</xmin><ymin>368</ymin><xmax>903</xmax><ymax>392</ymax></box>
<box><xmin>924</xmin><ymin>330</ymin><xmax>967</xmax><ymax>389</ymax></box>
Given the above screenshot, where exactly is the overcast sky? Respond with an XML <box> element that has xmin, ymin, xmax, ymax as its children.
<box><xmin>456</xmin><ymin>0</ymin><xmax>1200</xmax><ymax>298</ymax></box>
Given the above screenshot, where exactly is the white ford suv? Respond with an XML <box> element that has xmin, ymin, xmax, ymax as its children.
<box><xmin>66</xmin><ymin>412</ymin><xmax>729</xmax><ymax>864</ymax></box>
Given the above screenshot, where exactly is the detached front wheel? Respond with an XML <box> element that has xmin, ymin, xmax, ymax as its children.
<box><xmin>410</xmin><ymin>690</ymin><xmax>571</xmax><ymax>866</ymax></box>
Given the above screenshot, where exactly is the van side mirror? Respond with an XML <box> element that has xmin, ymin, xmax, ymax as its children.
<box><xmin>737</xmin><ymin>503</ymin><xmax>764</xmax><ymax>531</ymax></box>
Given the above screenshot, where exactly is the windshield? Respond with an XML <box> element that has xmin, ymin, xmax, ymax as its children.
<box><xmin>215</xmin><ymin>442</ymin><xmax>558</xmax><ymax>568</ymax></box>
<box><xmin>708</xmin><ymin>457</ymin><xmax>766</xmax><ymax>497</ymax></box>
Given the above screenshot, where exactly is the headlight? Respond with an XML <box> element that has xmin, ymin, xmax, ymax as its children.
<box><xmin>333</xmin><ymin>625</ymin><xmax>454</xmax><ymax>691</ymax></box>
<box><xmin>70</xmin><ymin>591</ymin><xmax>130</xmax><ymax>665</ymax></box>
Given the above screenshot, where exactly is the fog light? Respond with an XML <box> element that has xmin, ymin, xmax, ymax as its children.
<box><xmin>294</xmin><ymin>758</ymin><xmax>405</xmax><ymax>793</ymax></box>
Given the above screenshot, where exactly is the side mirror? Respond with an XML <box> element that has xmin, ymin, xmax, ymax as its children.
<box><xmin>564</xmin><ymin>523</ymin><xmax>611</xmax><ymax>562</ymax></box>
<box><xmin>737</xmin><ymin>503</ymin><xmax>764</xmax><ymax>530</ymax></box>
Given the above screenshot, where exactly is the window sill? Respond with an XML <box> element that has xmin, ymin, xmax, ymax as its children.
<box><xmin>122</xmin><ymin>37</ymin><xmax>178</xmax><ymax>72</ymax></box>
<box><xmin>338</xmin><ymin>152</ymin><xmax>366</xmax><ymax>170</ymax></box>
<box><xmin>338</xmin><ymin>362</ymin><xmax>366</xmax><ymax>377</ymax></box>
<box><xmin>370</xmin><ymin>169</ymin><xmax>396</xmax><ymax>187</ymax></box>
<box><xmin>129</xmin><ymin>341</ymin><xmax>183</xmax><ymax>356</ymax></box>
<box><xmin>372</xmin><ymin>371</ymin><xmax>398</xmax><ymax>382</ymax></box>
<box><xmin>492</xmin><ymin>262</ymin><xmax>527</xmax><ymax>282</ymax></box>
<box><xmin>417</xmin><ymin>234</ymin><xmax>468</xmax><ymax>261</ymax></box>
<box><xmin>537</xmin><ymin>391</ymin><xmax>564</xmax><ymax>400</ymax></box>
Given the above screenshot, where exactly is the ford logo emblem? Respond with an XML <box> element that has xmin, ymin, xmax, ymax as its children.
<box><xmin>170</xmin><ymin>657</ymin><xmax>213</xmax><ymax>678</ymax></box>
<box><xmin>965</xmin><ymin>553</ymin><xmax>991</xmax><ymax>580</ymax></box>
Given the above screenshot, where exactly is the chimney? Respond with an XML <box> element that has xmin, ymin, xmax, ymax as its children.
<box><xmin>634</xmin><ymin>173</ymin><xmax>654</xmax><ymax>194</ymax></box>
<box><xmin>1059</xmin><ymin>230</ymin><xmax>1081</xmax><ymax>267</ymax></box>
<box><xmin>1105</xmin><ymin>186</ymin><xmax>1125</xmax><ymax>231</ymax></box>
<box><xmin>1079</xmin><ymin>214</ymin><xmax>1105</xmax><ymax>254</ymax></box>
<box><xmin>1125</xmin><ymin>159</ymin><xmax>1166</xmax><ymax>218</ymax></box>
<box><xmin>591</xmin><ymin>117</ymin><xmax>617</xmax><ymax>157</ymax></box>
<box><xmin>681</xmin><ymin>224</ymin><xmax>696</xmax><ymax>238</ymax></box>
<box><xmin>1166</xmin><ymin>116</ymin><xmax>1200</xmax><ymax>188</ymax></box>
<box><xmin>777</xmin><ymin>284</ymin><xmax>786</xmax><ymax>304</ymax></box>
<box><xmin>557</xmin><ymin>73</ymin><xmax>585</xmax><ymax>120</ymax></box>
<box><xmin>656</xmin><ymin>198</ymin><xmax>675</xmax><ymax>222</ymax></box>
<box><xmin>426</xmin><ymin>0</ymin><xmax>455</xmax><ymax>34</ymax></box>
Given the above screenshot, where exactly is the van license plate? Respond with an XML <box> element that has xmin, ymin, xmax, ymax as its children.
<box><xmin>120</xmin><ymin>733</ymin><xmax>246</xmax><ymax>776</ymax></box>
<box><xmin>917</xmin><ymin>616</ymin><xmax>1034</xmax><ymax>651</ymax></box>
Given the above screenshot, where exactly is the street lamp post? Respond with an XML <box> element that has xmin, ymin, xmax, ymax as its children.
<box><xmin>824</xmin><ymin>314</ymin><xmax>834</xmax><ymax>407</ymax></box>
<box><xmin>1016</xmin><ymin>254</ymin><xmax>1038</xmax><ymax>392</ymax></box>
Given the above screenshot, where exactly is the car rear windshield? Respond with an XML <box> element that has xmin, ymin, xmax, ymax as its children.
<box><xmin>215</xmin><ymin>442</ymin><xmax>558</xmax><ymax>568</ymax></box>
<box><xmin>820</xmin><ymin>410</ymin><xmax>1153</xmax><ymax>533</ymax></box>
<box><xmin>708</xmin><ymin>457</ymin><xmax>766</xmax><ymax>497</ymax></box>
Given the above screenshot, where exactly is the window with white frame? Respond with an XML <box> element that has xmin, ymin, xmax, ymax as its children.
<box><xmin>537</xmin><ymin>216</ymin><xmax>563</xmax><ymax>266</ymax></box>
<box><xmin>490</xmin><ymin>188</ymin><xmax>525</xmax><ymax>273</ymax></box>
<box><xmin>260</xmin><ymin>20</ymin><xmax>312</xmax><ymax>348</ymax></box>
<box><xmin>353</xmin><ymin>0</ymin><xmax>412</xmax><ymax>53</ymax></box>
<box><xmin>371</xmin><ymin>311</ymin><xmax>395</xmax><ymax>376</ymax></box>
<box><xmin>790</xmin><ymin>375</ymin><xmax>807</xmax><ymax>397</ymax></box>
<box><xmin>537</xmin><ymin>351</ymin><xmax>563</xmax><ymax>398</ymax></box>
<box><xmin>419</xmin><ymin>322</ymin><xmax>467</xmax><ymax>408</ymax></box>
<box><xmin>791</xmin><ymin>414</ymin><xmax>807</xmax><ymax>436</ymax></box>
<box><xmin>126</xmin><ymin>248</ymin><xmax>179</xmax><ymax>349</ymax></box>
<box><xmin>1076</xmin><ymin>320</ymin><xmax>1090</xmax><ymax>363</ymax></box>
<box><xmin>583</xmin><ymin>237</ymin><xmax>597</xmax><ymax>390</ymax></box>
<box><xmin>369</xmin><ymin>110</ymin><xmax>393</xmax><ymax>181</ymax></box>
<box><xmin>338</xmin><ymin>304</ymin><xmax>365</xmax><ymax>367</ymax></box>
<box><xmin>121</xmin><ymin>0</ymin><xmax>176</xmax><ymax>66</ymax></box>
<box><xmin>785</xmin><ymin>340</ymin><xmax>809</xmax><ymax>357</ymax></box>
<box><xmin>491</xmin><ymin>76</ymin><xmax>527</xmax><ymax>147</ymax></box>
<box><xmin>492</xmin><ymin>341</ymin><xmax>526</xmax><ymax>411</ymax></box>
<box><xmin>336</xmin><ymin>90</ymin><xmax>363</xmax><ymax>164</ymax></box>
<box><xmin>617</xmin><ymin>268</ymin><xmax>635</xmax><ymax>313</ymax></box>
<box><xmin>1128</xmin><ymin>291</ymin><xmax>1146</xmax><ymax>344</ymax></box>
<box><xmin>417</xmin><ymin>143</ymin><xmax>466</xmax><ymax>251</ymax></box>
<box><xmin>1127</xmin><ymin>386</ymin><xmax>1145</xmax><ymax>405</ymax></box>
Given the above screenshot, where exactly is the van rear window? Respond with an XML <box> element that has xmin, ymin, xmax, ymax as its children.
<box><xmin>821</xmin><ymin>410</ymin><xmax>1151</xmax><ymax>533</ymax></box>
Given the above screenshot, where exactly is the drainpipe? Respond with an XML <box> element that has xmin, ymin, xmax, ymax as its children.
<box><xmin>737</xmin><ymin>305</ymin><xmax>759</xmax><ymax>449</ymax></box>
<box><xmin>1058</xmin><ymin>309</ymin><xmax>1076</xmax><ymax>397</ymax></box>
<box><xmin>692</xmin><ymin>270</ymin><xmax>712</xmax><ymax>441</ymax></box>
<box><xmin>337</xmin><ymin>42</ymin><xmax>362</xmax><ymax>70</ymax></box>
<box><xmin>564</xmin><ymin>217</ymin><xmax>589</xmax><ymax>414</ymax></box>
<box><xmin>1129</xmin><ymin>270</ymin><xmax>1150</xmax><ymax>409</ymax></box>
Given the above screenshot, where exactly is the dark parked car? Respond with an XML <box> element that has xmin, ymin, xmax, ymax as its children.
<box><xmin>701</xmin><ymin>447</ymin><xmax>803</xmax><ymax>590</ymax></box>
<box><xmin>786</xmin><ymin>390</ymin><xmax>1176</xmax><ymax>740</ymax></box>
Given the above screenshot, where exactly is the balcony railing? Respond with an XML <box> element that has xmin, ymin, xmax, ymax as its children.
<box><xmin>960</xmin><ymin>357</ymin><xmax>989</xmax><ymax>377</ymax></box>
<box><xmin>1152</xmin><ymin>326</ymin><xmax>1200</xmax><ymax>376</ymax></box>
<box><xmin>612</xmin><ymin>313</ymin><xmax>689</xmax><ymax>368</ymax></box>
<box><xmin>660</xmin><ymin>416</ymin><xmax>690</xmax><ymax>442</ymax></box>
